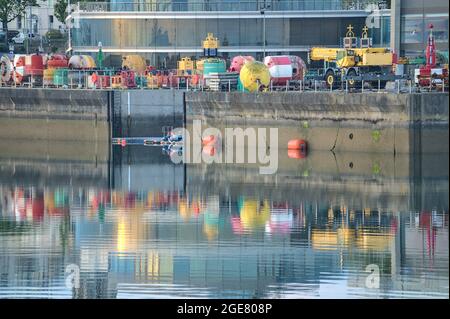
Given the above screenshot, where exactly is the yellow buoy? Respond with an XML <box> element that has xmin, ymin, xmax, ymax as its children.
<box><xmin>239</xmin><ymin>199</ymin><xmax>270</xmax><ymax>229</ymax></box>
<box><xmin>239</xmin><ymin>61</ymin><xmax>270</xmax><ymax>92</ymax></box>
<box><xmin>122</xmin><ymin>55</ymin><xmax>147</xmax><ymax>73</ymax></box>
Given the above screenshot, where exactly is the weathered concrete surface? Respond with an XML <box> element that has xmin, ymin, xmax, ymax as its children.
<box><xmin>186</xmin><ymin>92</ymin><xmax>448</xmax><ymax>126</ymax></box>
<box><xmin>186</xmin><ymin>92</ymin><xmax>449</xmax><ymax>153</ymax></box>
<box><xmin>0</xmin><ymin>87</ymin><xmax>111</xmax><ymax>120</ymax></box>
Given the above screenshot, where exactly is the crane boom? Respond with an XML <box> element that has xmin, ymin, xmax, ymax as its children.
<box><xmin>309</xmin><ymin>47</ymin><xmax>341</xmax><ymax>63</ymax></box>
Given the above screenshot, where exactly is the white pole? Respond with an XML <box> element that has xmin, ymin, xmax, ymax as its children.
<box><xmin>127</xmin><ymin>91</ymin><xmax>131</xmax><ymax>117</ymax></box>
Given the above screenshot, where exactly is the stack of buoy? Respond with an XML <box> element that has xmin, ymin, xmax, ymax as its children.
<box><xmin>287</xmin><ymin>139</ymin><xmax>307</xmax><ymax>159</ymax></box>
<box><xmin>45</xmin><ymin>54</ymin><xmax>68</xmax><ymax>87</ymax></box>
<box><xmin>0</xmin><ymin>56</ymin><xmax>13</xmax><ymax>84</ymax></box>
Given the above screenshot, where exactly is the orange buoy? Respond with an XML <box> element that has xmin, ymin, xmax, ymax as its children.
<box><xmin>288</xmin><ymin>139</ymin><xmax>307</xmax><ymax>151</ymax></box>
<box><xmin>202</xmin><ymin>135</ymin><xmax>216</xmax><ymax>146</ymax></box>
<box><xmin>202</xmin><ymin>145</ymin><xmax>216</xmax><ymax>156</ymax></box>
<box><xmin>288</xmin><ymin>149</ymin><xmax>306</xmax><ymax>159</ymax></box>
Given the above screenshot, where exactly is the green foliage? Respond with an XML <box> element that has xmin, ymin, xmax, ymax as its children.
<box><xmin>54</xmin><ymin>0</ymin><xmax>68</xmax><ymax>24</ymax></box>
<box><xmin>371</xmin><ymin>130</ymin><xmax>381</xmax><ymax>142</ymax></box>
<box><xmin>46</xmin><ymin>28</ymin><xmax>63</xmax><ymax>39</ymax></box>
<box><xmin>0</xmin><ymin>0</ymin><xmax>40</xmax><ymax>28</ymax></box>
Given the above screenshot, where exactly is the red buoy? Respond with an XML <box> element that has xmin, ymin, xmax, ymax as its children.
<box><xmin>121</xmin><ymin>139</ymin><xmax>127</xmax><ymax>147</ymax></box>
<box><xmin>202</xmin><ymin>135</ymin><xmax>216</xmax><ymax>146</ymax></box>
<box><xmin>202</xmin><ymin>145</ymin><xmax>216</xmax><ymax>156</ymax></box>
<box><xmin>288</xmin><ymin>139</ymin><xmax>307</xmax><ymax>151</ymax></box>
<box><xmin>288</xmin><ymin>149</ymin><xmax>306</xmax><ymax>159</ymax></box>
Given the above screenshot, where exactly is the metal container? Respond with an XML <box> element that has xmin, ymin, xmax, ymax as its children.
<box><xmin>43</xmin><ymin>68</ymin><xmax>55</xmax><ymax>86</ymax></box>
<box><xmin>53</xmin><ymin>68</ymin><xmax>69</xmax><ymax>86</ymax></box>
<box><xmin>203</xmin><ymin>58</ymin><xmax>226</xmax><ymax>76</ymax></box>
<box><xmin>264</xmin><ymin>56</ymin><xmax>293</xmax><ymax>85</ymax></box>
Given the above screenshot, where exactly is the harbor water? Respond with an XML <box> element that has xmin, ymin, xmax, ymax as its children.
<box><xmin>0</xmin><ymin>127</ymin><xmax>448</xmax><ymax>299</ymax></box>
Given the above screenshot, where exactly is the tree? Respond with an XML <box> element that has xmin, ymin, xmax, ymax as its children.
<box><xmin>0</xmin><ymin>0</ymin><xmax>40</xmax><ymax>45</ymax></box>
<box><xmin>54</xmin><ymin>0</ymin><xmax>102</xmax><ymax>24</ymax></box>
<box><xmin>54</xmin><ymin>0</ymin><xmax>68</xmax><ymax>24</ymax></box>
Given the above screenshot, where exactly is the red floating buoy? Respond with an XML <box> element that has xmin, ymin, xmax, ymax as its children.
<box><xmin>202</xmin><ymin>135</ymin><xmax>216</xmax><ymax>146</ymax></box>
<box><xmin>288</xmin><ymin>139</ymin><xmax>307</xmax><ymax>151</ymax></box>
<box><xmin>202</xmin><ymin>145</ymin><xmax>216</xmax><ymax>156</ymax></box>
<box><xmin>288</xmin><ymin>149</ymin><xmax>306</xmax><ymax>159</ymax></box>
<box><xmin>121</xmin><ymin>139</ymin><xmax>127</xmax><ymax>147</ymax></box>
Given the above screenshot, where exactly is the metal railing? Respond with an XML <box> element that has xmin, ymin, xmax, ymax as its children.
<box><xmin>77</xmin><ymin>0</ymin><xmax>384</xmax><ymax>13</ymax></box>
<box><xmin>2</xmin><ymin>69</ymin><xmax>448</xmax><ymax>94</ymax></box>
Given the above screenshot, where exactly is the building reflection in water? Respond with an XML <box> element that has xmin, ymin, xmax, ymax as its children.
<box><xmin>0</xmin><ymin>146</ymin><xmax>448</xmax><ymax>298</ymax></box>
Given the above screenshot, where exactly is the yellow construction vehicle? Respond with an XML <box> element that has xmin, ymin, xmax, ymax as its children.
<box><xmin>177</xmin><ymin>57</ymin><xmax>196</xmax><ymax>76</ymax></box>
<box><xmin>202</xmin><ymin>32</ymin><xmax>219</xmax><ymax>57</ymax></box>
<box><xmin>309</xmin><ymin>25</ymin><xmax>398</xmax><ymax>88</ymax></box>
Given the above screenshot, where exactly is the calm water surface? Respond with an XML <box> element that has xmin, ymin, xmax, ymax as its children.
<box><xmin>0</xmin><ymin>143</ymin><xmax>448</xmax><ymax>299</ymax></box>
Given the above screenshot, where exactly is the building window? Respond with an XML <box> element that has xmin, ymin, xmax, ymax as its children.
<box><xmin>17</xmin><ymin>16</ymin><xmax>22</xmax><ymax>30</ymax></box>
<box><xmin>49</xmin><ymin>15</ymin><xmax>54</xmax><ymax>29</ymax></box>
<box><xmin>32</xmin><ymin>14</ymin><xmax>39</xmax><ymax>34</ymax></box>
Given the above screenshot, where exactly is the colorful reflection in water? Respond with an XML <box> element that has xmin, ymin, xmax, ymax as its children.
<box><xmin>0</xmin><ymin>184</ymin><xmax>448</xmax><ymax>299</ymax></box>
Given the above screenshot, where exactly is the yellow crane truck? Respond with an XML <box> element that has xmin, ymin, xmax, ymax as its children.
<box><xmin>308</xmin><ymin>25</ymin><xmax>403</xmax><ymax>88</ymax></box>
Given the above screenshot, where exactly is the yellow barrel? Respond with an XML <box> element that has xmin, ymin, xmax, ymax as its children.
<box><xmin>239</xmin><ymin>61</ymin><xmax>270</xmax><ymax>92</ymax></box>
<box><xmin>239</xmin><ymin>199</ymin><xmax>270</xmax><ymax>229</ymax></box>
<box><xmin>122</xmin><ymin>55</ymin><xmax>147</xmax><ymax>73</ymax></box>
<box><xmin>43</xmin><ymin>68</ymin><xmax>55</xmax><ymax>86</ymax></box>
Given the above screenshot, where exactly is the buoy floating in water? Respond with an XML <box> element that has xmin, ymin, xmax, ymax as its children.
<box><xmin>121</xmin><ymin>139</ymin><xmax>127</xmax><ymax>147</ymax></box>
<box><xmin>288</xmin><ymin>139</ymin><xmax>307</xmax><ymax>151</ymax></box>
<box><xmin>288</xmin><ymin>149</ymin><xmax>306</xmax><ymax>159</ymax></box>
<box><xmin>287</xmin><ymin>139</ymin><xmax>307</xmax><ymax>158</ymax></box>
<box><xmin>202</xmin><ymin>135</ymin><xmax>217</xmax><ymax>146</ymax></box>
<box><xmin>202</xmin><ymin>145</ymin><xmax>216</xmax><ymax>156</ymax></box>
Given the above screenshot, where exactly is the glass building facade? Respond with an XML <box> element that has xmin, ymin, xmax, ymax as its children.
<box><xmin>399</xmin><ymin>0</ymin><xmax>449</xmax><ymax>58</ymax></box>
<box><xmin>70</xmin><ymin>0</ymin><xmax>392</xmax><ymax>68</ymax></box>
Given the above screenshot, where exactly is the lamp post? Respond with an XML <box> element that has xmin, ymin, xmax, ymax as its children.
<box><xmin>97</xmin><ymin>42</ymin><xmax>104</xmax><ymax>69</ymax></box>
<box><xmin>67</xmin><ymin>0</ymin><xmax>72</xmax><ymax>54</ymax></box>
<box><xmin>260</xmin><ymin>0</ymin><xmax>270</xmax><ymax>59</ymax></box>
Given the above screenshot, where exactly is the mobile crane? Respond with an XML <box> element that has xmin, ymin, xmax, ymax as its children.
<box><xmin>309</xmin><ymin>25</ymin><xmax>402</xmax><ymax>88</ymax></box>
<box><xmin>414</xmin><ymin>24</ymin><xmax>448</xmax><ymax>90</ymax></box>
